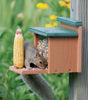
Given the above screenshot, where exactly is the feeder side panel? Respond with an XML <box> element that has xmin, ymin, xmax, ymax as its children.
<box><xmin>48</xmin><ymin>37</ymin><xmax>78</xmax><ymax>73</ymax></box>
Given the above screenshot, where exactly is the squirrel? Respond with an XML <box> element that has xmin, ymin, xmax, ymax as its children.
<box><xmin>24</xmin><ymin>41</ymin><xmax>48</xmax><ymax>69</ymax></box>
<box><xmin>21</xmin><ymin>41</ymin><xmax>55</xmax><ymax>100</ymax></box>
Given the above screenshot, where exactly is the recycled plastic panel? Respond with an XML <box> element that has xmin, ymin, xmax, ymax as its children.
<box><xmin>29</xmin><ymin>27</ymin><xmax>78</xmax><ymax>37</ymax></box>
<box><xmin>57</xmin><ymin>17</ymin><xmax>82</xmax><ymax>26</ymax></box>
<box><xmin>48</xmin><ymin>37</ymin><xmax>78</xmax><ymax>73</ymax></box>
<box><xmin>9</xmin><ymin>66</ymin><xmax>48</xmax><ymax>74</ymax></box>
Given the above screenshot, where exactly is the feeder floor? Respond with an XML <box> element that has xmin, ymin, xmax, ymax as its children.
<box><xmin>9</xmin><ymin>66</ymin><xmax>48</xmax><ymax>74</ymax></box>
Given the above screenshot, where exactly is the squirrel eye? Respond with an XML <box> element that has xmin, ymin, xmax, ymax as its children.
<box><xmin>39</xmin><ymin>61</ymin><xmax>42</xmax><ymax>64</ymax></box>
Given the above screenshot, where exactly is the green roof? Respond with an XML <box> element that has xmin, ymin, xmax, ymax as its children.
<box><xmin>29</xmin><ymin>27</ymin><xmax>78</xmax><ymax>37</ymax></box>
<box><xmin>57</xmin><ymin>17</ymin><xmax>82</xmax><ymax>26</ymax></box>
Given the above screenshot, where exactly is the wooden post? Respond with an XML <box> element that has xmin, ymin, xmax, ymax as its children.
<box><xmin>69</xmin><ymin>0</ymin><xmax>88</xmax><ymax>100</ymax></box>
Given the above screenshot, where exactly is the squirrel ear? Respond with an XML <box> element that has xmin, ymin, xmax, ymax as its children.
<box><xmin>35</xmin><ymin>52</ymin><xmax>39</xmax><ymax>58</ymax></box>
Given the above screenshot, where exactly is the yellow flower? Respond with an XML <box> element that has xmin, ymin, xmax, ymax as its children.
<box><xmin>65</xmin><ymin>0</ymin><xmax>70</xmax><ymax>2</ymax></box>
<box><xmin>45</xmin><ymin>24</ymin><xmax>53</xmax><ymax>27</ymax></box>
<box><xmin>45</xmin><ymin>22</ymin><xmax>58</xmax><ymax>27</ymax></box>
<box><xmin>66</xmin><ymin>3</ymin><xmax>70</xmax><ymax>8</ymax></box>
<box><xmin>49</xmin><ymin>15</ymin><xmax>57</xmax><ymax>20</ymax></box>
<box><xmin>58</xmin><ymin>1</ymin><xmax>67</xmax><ymax>7</ymax></box>
<box><xmin>36</xmin><ymin>3</ymin><xmax>49</xmax><ymax>9</ymax></box>
<box><xmin>58</xmin><ymin>1</ymin><xmax>70</xmax><ymax>9</ymax></box>
<box><xmin>53</xmin><ymin>22</ymin><xmax>58</xmax><ymax>27</ymax></box>
<box><xmin>65</xmin><ymin>0</ymin><xmax>70</xmax><ymax>8</ymax></box>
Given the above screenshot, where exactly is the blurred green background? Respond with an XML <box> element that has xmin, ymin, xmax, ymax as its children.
<box><xmin>0</xmin><ymin>0</ymin><xmax>70</xmax><ymax>100</ymax></box>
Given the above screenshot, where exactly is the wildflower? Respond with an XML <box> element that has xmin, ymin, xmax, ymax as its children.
<box><xmin>65</xmin><ymin>0</ymin><xmax>70</xmax><ymax>2</ymax></box>
<box><xmin>65</xmin><ymin>0</ymin><xmax>70</xmax><ymax>8</ymax></box>
<box><xmin>45</xmin><ymin>22</ymin><xmax>58</xmax><ymax>27</ymax></box>
<box><xmin>36</xmin><ymin>3</ymin><xmax>49</xmax><ymax>9</ymax></box>
<box><xmin>49</xmin><ymin>15</ymin><xmax>57</xmax><ymax>20</ymax></box>
<box><xmin>66</xmin><ymin>3</ymin><xmax>70</xmax><ymax>8</ymax></box>
<box><xmin>58</xmin><ymin>1</ymin><xmax>67</xmax><ymax>7</ymax></box>
<box><xmin>58</xmin><ymin>0</ymin><xmax>70</xmax><ymax>9</ymax></box>
<box><xmin>53</xmin><ymin>22</ymin><xmax>58</xmax><ymax>27</ymax></box>
<box><xmin>45</xmin><ymin>24</ymin><xmax>53</xmax><ymax>27</ymax></box>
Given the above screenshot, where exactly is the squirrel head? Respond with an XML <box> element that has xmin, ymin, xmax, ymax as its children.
<box><xmin>34</xmin><ymin>52</ymin><xmax>48</xmax><ymax>69</ymax></box>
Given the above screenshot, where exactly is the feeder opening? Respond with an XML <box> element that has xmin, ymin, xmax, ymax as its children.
<box><xmin>37</xmin><ymin>36</ymin><xmax>48</xmax><ymax>62</ymax></box>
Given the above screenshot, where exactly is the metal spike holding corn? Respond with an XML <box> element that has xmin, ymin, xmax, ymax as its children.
<box><xmin>13</xmin><ymin>28</ymin><xmax>24</xmax><ymax>68</ymax></box>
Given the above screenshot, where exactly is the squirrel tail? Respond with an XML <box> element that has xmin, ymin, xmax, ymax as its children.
<box><xmin>21</xmin><ymin>74</ymin><xmax>55</xmax><ymax>100</ymax></box>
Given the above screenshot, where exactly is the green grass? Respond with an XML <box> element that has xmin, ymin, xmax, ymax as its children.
<box><xmin>0</xmin><ymin>0</ymin><xmax>70</xmax><ymax>100</ymax></box>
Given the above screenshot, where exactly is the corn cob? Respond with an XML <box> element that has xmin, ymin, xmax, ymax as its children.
<box><xmin>13</xmin><ymin>28</ymin><xmax>24</xmax><ymax>68</ymax></box>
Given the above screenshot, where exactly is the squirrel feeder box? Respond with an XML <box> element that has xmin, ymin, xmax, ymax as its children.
<box><xmin>9</xmin><ymin>17</ymin><xmax>82</xmax><ymax>74</ymax></box>
<box><xmin>29</xmin><ymin>17</ymin><xmax>82</xmax><ymax>73</ymax></box>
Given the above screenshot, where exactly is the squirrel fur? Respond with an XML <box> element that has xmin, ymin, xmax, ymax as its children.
<box><xmin>21</xmin><ymin>41</ymin><xmax>55</xmax><ymax>100</ymax></box>
<box><xmin>24</xmin><ymin>41</ymin><xmax>48</xmax><ymax>69</ymax></box>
